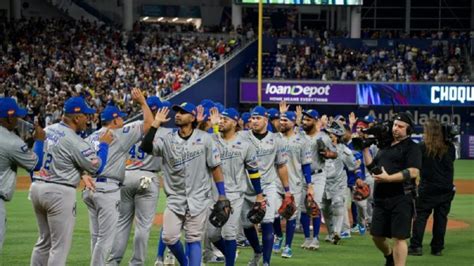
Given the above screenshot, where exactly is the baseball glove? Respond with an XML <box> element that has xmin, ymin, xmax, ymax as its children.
<box><xmin>304</xmin><ymin>194</ymin><xmax>320</xmax><ymax>218</ymax></box>
<box><xmin>247</xmin><ymin>201</ymin><xmax>266</xmax><ymax>224</ymax></box>
<box><xmin>278</xmin><ymin>194</ymin><xmax>296</xmax><ymax>220</ymax></box>
<box><xmin>209</xmin><ymin>199</ymin><xmax>232</xmax><ymax>228</ymax></box>
<box><xmin>352</xmin><ymin>179</ymin><xmax>370</xmax><ymax>201</ymax></box>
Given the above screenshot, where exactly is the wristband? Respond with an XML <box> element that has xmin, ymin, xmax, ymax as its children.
<box><xmin>402</xmin><ymin>169</ymin><xmax>411</xmax><ymax>182</ymax></box>
<box><xmin>216</xmin><ymin>181</ymin><xmax>226</xmax><ymax>196</ymax></box>
<box><xmin>284</xmin><ymin>186</ymin><xmax>290</xmax><ymax>192</ymax></box>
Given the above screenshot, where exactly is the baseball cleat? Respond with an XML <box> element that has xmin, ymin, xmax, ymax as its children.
<box><xmin>164</xmin><ymin>252</ymin><xmax>176</xmax><ymax>265</ymax></box>
<box><xmin>358</xmin><ymin>224</ymin><xmax>366</xmax><ymax>236</ymax></box>
<box><xmin>340</xmin><ymin>231</ymin><xmax>351</xmax><ymax>239</ymax></box>
<box><xmin>308</xmin><ymin>238</ymin><xmax>320</xmax><ymax>250</ymax></box>
<box><xmin>247</xmin><ymin>252</ymin><xmax>262</xmax><ymax>266</ymax></box>
<box><xmin>272</xmin><ymin>236</ymin><xmax>283</xmax><ymax>253</ymax></box>
<box><xmin>281</xmin><ymin>246</ymin><xmax>293</xmax><ymax>258</ymax></box>
<box><xmin>332</xmin><ymin>233</ymin><xmax>341</xmax><ymax>245</ymax></box>
<box><xmin>154</xmin><ymin>259</ymin><xmax>164</xmax><ymax>266</ymax></box>
<box><xmin>300</xmin><ymin>238</ymin><xmax>312</xmax><ymax>249</ymax></box>
<box><xmin>350</xmin><ymin>225</ymin><xmax>359</xmax><ymax>233</ymax></box>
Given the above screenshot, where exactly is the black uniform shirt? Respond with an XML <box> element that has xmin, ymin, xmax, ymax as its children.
<box><xmin>419</xmin><ymin>142</ymin><xmax>455</xmax><ymax>194</ymax></box>
<box><xmin>372</xmin><ymin>137</ymin><xmax>422</xmax><ymax>199</ymax></box>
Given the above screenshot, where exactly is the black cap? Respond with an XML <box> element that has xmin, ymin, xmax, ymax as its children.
<box><xmin>394</xmin><ymin>112</ymin><xmax>414</xmax><ymax>127</ymax></box>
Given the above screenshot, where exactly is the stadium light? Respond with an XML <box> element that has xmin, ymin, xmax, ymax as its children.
<box><xmin>172</xmin><ymin>17</ymin><xmax>178</xmax><ymax>22</ymax></box>
<box><xmin>158</xmin><ymin>17</ymin><xmax>164</xmax><ymax>21</ymax></box>
<box><xmin>142</xmin><ymin>17</ymin><xmax>149</xmax><ymax>21</ymax></box>
<box><xmin>186</xmin><ymin>18</ymin><xmax>193</xmax><ymax>22</ymax></box>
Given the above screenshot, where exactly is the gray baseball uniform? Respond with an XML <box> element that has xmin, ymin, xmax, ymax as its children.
<box><xmin>83</xmin><ymin>121</ymin><xmax>143</xmax><ymax>266</ymax></box>
<box><xmin>151</xmin><ymin>129</ymin><xmax>221</xmax><ymax>244</ymax></box>
<box><xmin>239</xmin><ymin>130</ymin><xmax>287</xmax><ymax>227</ymax></box>
<box><xmin>322</xmin><ymin>143</ymin><xmax>357</xmax><ymax>236</ymax></box>
<box><xmin>275</xmin><ymin>133</ymin><xmax>313</xmax><ymax>219</ymax></box>
<box><xmin>0</xmin><ymin>126</ymin><xmax>38</xmax><ymax>251</ymax></box>
<box><xmin>301</xmin><ymin>130</ymin><xmax>335</xmax><ymax>204</ymax></box>
<box><xmin>108</xmin><ymin>127</ymin><xmax>171</xmax><ymax>266</ymax></box>
<box><xmin>29</xmin><ymin>122</ymin><xmax>103</xmax><ymax>266</ymax></box>
<box><xmin>207</xmin><ymin>134</ymin><xmax>260</xmax><ymax>243</ymax></box>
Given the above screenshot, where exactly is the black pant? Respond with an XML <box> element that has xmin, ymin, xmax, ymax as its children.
<box><xmin>409</xmin><ymin>190</ymin><xmax>455</xmax><ymax>252</ymax></box>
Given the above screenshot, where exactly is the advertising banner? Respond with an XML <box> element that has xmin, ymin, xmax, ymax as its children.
<box><xmin>240</xmin><ymin>80</ymin><xmax>357</xmax><ymax>105</ymax></box>
<box><xmin>357</xmin><ymin>83</ymin><xmax>474</xmax><ymax>106</ymax></box>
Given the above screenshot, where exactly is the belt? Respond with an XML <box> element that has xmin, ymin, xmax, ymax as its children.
<box><xmin>311</xmin><ymin>169</ymin><xmax>323</xmax><ymax>175</ymax></box>
<box><xmin>32</xmin><ymin>178</ymin><xmax>76</xmax><ymax>189</ymax></box>
<box><xmin>96</xmin><ymin>177</ymin><xmax>108</xmax><ymax>183</ymax></box>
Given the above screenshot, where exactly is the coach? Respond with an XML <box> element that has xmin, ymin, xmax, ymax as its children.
<box><xmin>362</xmin><ymin>112</ymin><xmax>422</xmax><ymax>266</ymax></box>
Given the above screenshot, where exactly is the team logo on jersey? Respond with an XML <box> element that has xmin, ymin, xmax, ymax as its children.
<box><xmin>193</xmin><ymin>138</ymin><xmax>203</xmax><ymax>145</ymax></box>
<box><xmin>123</xmin><ymin>126</ymin><xmax>130</xmax><ymax>133</ymax></box>
<box><xmin>81</xmin><ymin>148</ymin><xmax>95</xmax><ymax>157</ymax></box>
<box><xmin>20</xmin><ymin>144</ymin><xmax>29</xmax><ymax>153</ymax></box>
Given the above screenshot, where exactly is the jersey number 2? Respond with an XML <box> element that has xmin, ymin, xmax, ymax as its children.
<box><xmin>44</xmin><ymin>154</ymin><xmax>53</xmax><ymax>170</ymax></box>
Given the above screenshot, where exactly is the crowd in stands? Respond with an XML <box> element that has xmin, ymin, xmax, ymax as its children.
<box><xmin>0</xmin><ymin>18</ymin><xmax>242</xmax><ymax>127</ymax></box>
<box><xmin>246</xmin><ymin>38</ymin><xmax>470</xmax><ymax>82</ymax></box>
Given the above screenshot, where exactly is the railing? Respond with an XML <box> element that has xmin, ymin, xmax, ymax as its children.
<box><xmin>71</xmin><ymin>0</ymin><xmax>113</xmax><ymax>24</ymax></box>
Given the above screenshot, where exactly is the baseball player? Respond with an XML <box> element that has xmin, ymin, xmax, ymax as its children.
<box><xmin>140</xmin><ymin>102</ymin><xmax>229</xmax><ymax>266</ymax></box>
<box><xmin>343</xmin><ymin>124</ymin><xmax>369</xmax><ymax>236</ymax></box>
<box><xmin>0</xmin><ymin>98</ymin><xmax>44</xmax><ymax>251</ymax></box>
<box><xmin>29</xmin><ymin>96</ymin><xmax>113</xmax><ymax>265</ymax></box>
<box><xmin>239</xmin><ymin>106</ymin><xmax>291</xmax><ymax>266</ymax></box>
<box><xmin>297</xmin><ymin>108</ymin><xmax>337</xmax><ymax>250</ymax></box>
<box><xmin>272</xmin><ymin>111</ymin><xmax>314</xmax><ymax>258</ymax></box>
<box><xmin>83</xmin><ymin>88</ymin><xmax>153</xmax><ymax>266</ymax></box>
<box><xmin>107</xmin><ymin>96</ymin><xmax>170</xmax><ymax>266</ymax></box>
<box><xmin>204</xmin><ymin>107</ymin><xmax>265</xmax><ymax>266</ymax></box>
<box><xmin>322</xmin><ymin>121</ymin><xmax>358</xmax><ymax>244</ymax></box>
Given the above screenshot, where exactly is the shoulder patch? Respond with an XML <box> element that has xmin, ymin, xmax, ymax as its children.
<box><xmin>81</xmin><ymin>148</ymin><xmax>95</xmax><ymax>157</ymax></box>
<box><xmin>21</xmin><ymin>144</ymin><xmax>29</xmax><ymax>153</ymax></box>
<box><xmin>123</xmin><ymin>126</ymin><xmax>131</xmax><ymax>133</ymax></box>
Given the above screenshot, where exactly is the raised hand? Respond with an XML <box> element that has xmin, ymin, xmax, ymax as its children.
<box><xmin>279</xmin><ymin>100</ymin><xmax>290</xmax><ymax>114</ymax></box>
<box><xmin>154</xmin><ymin>107</ymin><xmax>170</xmax><ymax>125</ymax></box>
<box><xmin>131</xmin><ymin>88</ymin><xmax>146</xmax><ymax>105</ymax></box>
<box><xmin>196</xmin><ymin>105</ymin><xmax>205</xmax><ymax>123</ymax></box>
<box><xmin>209</xmin><ymin>107</ymin><xmax>220</xmax><ymax>126</ymax></box>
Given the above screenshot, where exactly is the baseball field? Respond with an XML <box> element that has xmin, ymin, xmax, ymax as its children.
<box><xmin>1</xmin><ymin>160</ymin><xmax>473</xmax><ymax>265</ymax></box>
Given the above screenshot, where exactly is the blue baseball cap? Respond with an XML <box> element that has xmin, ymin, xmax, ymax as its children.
<box><xmin>101</xmin><ymin>105</ymin><xmax>127</xmax><ymax>122</ymax></box>
<box><xmin>364</xmin><ymin>115</ymin><xmax>376</xmax><ymax>123</ymax></box>
<box><xmin>161</xmin><ymin>100</ymin><xmax>172</xmax><ymax>109</ymax></box>
<box><xmin>267</xmin><ymin>108</ymin><xmax>280</xmax><ymax>120</ymax></box>
<box><xmin>0</xmin><ymin>97</ymin><xmax>27</xmax><ymax>118</ymax></box>
<box><xmin>172</xmin><ymin>102</ymin><xmax>196</xmax><ymax>116</ymax></box>
<box><xmin>146</xmin><ymin>96</ymin><xmax>163</xmax><ymax>111</ymax></box>
<box><xmin>250</xmin><ymin>106</ymin><xmax>267</xmax><ymax>117</ymax></box>
<box><xmin>241</xmin><ymin>112</ymin><xmax>251</xmax><ymax>124</ymax></box>
<box><xmin>63</xmin><ymin>97</ymin><xmax>96</xmax><ymax>115</ymax></box>
<box><xmin>200</xmin><ymin>99</ymin><xmax>215</xmax><ymax>109</ymax></box>
<box><xmin>221</xmin><ymin>108</ymin><xmax>240</xmax><ymax>121</ymax></box>
<box><xmin>280</xmin><ymin>111</ymin><xmax>296</xmax><ymax>122</ymax></box>
<box><xmin>214</xmin><ymin>102</ymin><xmax>225</xmax><ymax>113</ymax></box>
<box><xmin>303</xmin><ymin>109</ymin><xmax>319</xmax><ymax>119</ymax></box>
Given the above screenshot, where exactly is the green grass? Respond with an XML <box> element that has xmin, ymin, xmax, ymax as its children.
<box><xmin>454</xmin><ymin>160</ymin><xmax>474</xmax><ymax>180</ymax></box>
<box><xmin>5</xmin><ymin>159</ymin><xmax>473</xmax><ymax>265</ymax></box>
<box><xmin>2</xmin><ymin>191</ymin><xmax>474</xmax><ymax>265</ymax></box>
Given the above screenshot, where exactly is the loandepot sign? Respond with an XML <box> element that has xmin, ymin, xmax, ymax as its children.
<box><xmin>431</xmin><ymin>86</ymin><xmax>474</xmax><ymax>104</ymax></box>
<box><xmin>240</xmin><ymin>80</ymin><xmax>357</xmax><ymax>105</ymax></box>
<box><xmin>264</xmin><ymin>83</ymin><xmax>331</xmax><ymax>98</ymax></box>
